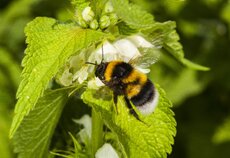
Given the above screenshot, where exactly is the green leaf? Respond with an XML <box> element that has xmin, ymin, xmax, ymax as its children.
<box><xmin>111</xmin><ymin>0</ymin><xmax>154</xmax><ymax>29</ymax></box>
<box><xmin>146</xmin><ymin>21</ymin><xmax>209</xmax><ymax>71</ymax></box>
<box><xmin>91</xmin><ymin>109</ymin><xmax>104</xmax><ymax>156</ymax></box>
<box><xmin>69</xmin><ymin>132</ymin><xmax>84</xmax><ymax>157</ymax></box>
<box><xmin>10</xmin><ymin>17</ymin><xmax>109</xmax><ymax>138</ymax></box>
<box><xmin>181</xmin><ymin>58</ymin><xmax>210</xmax><ymax>71</ymax></box>
<box><xmin>117</xmin><ymin>22</ymin><xmax>137</xmax><ymax>35</ymax></box>
<box><xmin>13</xmin><ymin>88</ymin><xmax>69</xmax><ymax>158</ymax></box>
<box><xmin>71</xmin><ymin>0</ymin><xmax>90</xmax><ymax>11</ymax></box>
<box><xmin>213</xmin><ymin>116</ymin><xmax>230</xmax><ymax>144</ymax></box>
<box><xmin>82</xmin><ymin>84</ymin><xmax>176</xmax><ymax>158</ymax></box>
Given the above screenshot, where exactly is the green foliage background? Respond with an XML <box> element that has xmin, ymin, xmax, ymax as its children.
<box><xmin>0</xmin><ymin>0</ymin><xmax>230</xmax><ymax>157</ymax></box>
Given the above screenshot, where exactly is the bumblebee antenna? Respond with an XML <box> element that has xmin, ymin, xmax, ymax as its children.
<box><xmin>85</xmin><ymin>61</ymin><xmax>97</xmax><ymax>65</ymax></box>
<box><xmin>85</xmin><ymin>44</ymin><xmax>105</xmax><ymax>66</ymax></box>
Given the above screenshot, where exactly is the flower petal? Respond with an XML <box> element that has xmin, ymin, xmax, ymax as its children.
<box><xmin>88</xmin><ymin>77</ymin><xmax>104</xmax><ymax>89</ymax></box>
<box><xmin>73</xmin><ymin>66</ymin><xmax>89</xmax><ymax>84</ymax></box>
<box><xmin>93</xmin><ymin>41</ymin><xmax>120</xmax><ymax>62</ymax></box>
<box><xmin>58</xmin><ymin>69</ymin><xmax>73</xmax><ymax>86</ymax></box>
<box><xmin>82</xmin><ymin>6</ymin><xmax>94</xmax><ymax>22</ymax></box>
<box><xmin>73</xmin><ymin>114</ymin><xmax>92</xmax><ymax>139</ymax></box>
<box><xmin>128</xmin><ymin>35</ymin><xmax>153</xmax><ymax>48</ymax></box>
<box><xmin>113</xmin><ymin>39</ymin><xmax>141</xmax><ymax>61</ymax></box>
<box><xmin>95</xmin><ymin>143</ymin><xmax>119</xmax><ymax>158</ymax></box>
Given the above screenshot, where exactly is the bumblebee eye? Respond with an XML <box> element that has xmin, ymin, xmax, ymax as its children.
<box><xmin>95</xmin><ymin>63</ymin><xmax>107</xmax><ymax>80</ymax></box>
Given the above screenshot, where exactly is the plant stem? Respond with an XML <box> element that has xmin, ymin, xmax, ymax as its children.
<box><xmin>91</xmin><ymin>108</ymin><xmax>104</xmax><ymax>158</ymax></box>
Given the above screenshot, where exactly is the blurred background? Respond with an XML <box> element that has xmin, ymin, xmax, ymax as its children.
<box><xmin>0</xmin><ymin>0</ymin><xmax>230</xmax><ymax>157</ymax></box>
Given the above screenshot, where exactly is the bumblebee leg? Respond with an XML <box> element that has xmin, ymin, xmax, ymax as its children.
<box><xmin>113</xmin><ymin>93</ymin><xmax>118</xmax><ymax>114</ymax></box>
<box><xmin>124</xmin><ymin>97</ymin><xmax>142</xmax><ymax>122</ymax></box>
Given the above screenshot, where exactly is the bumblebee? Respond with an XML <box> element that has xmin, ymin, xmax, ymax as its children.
<box><xmin>94</xmin><ymin>60</ymin><xmax>158</xmax><ymax>120</ymax></box>
<box><xmin>87</xmin><ymin>46</ymin><xmax>159</xmax><ymax>120</ymax></box>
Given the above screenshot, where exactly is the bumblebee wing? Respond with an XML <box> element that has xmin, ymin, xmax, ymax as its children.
<box><xmin>129</xmin><ymin>47</ymin><xmax>160</xmax><ymax>69</ymax></box>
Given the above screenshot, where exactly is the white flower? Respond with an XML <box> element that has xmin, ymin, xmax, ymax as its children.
<box><xmin>69</xmin><ymin>53</ymin><xmax>84</xmax><ymax>71</ymax></box>
<box><xmin>82</xmin><ymin>6</ymin><xmax>95</xmax><ymax>22</ymax></box>
<box><xmin>85</xmin><ymin>35</ymin><xmax>157</xmax><ymax>89</ymax></box>
<box><xmin>92</xmin><ymin>35</ymin><xmax>153</xmax><ymax>63</ymax></box>
<box><xmin>58</xmin><ymin>69</ymin><xmax>73</xmax><ymax>86</ymax></box>
<box><xmin>92</xmin><ymin>41</ymin><xmax>120</xmax><ymax>63</ymax></box>
<box><xmin>73</xmin><ymin>115</ymin><xmax>92</xmax><ymax>142</ymax></box>
<box><xmin>95</xmin><ymin>143</ymin><xmax>119</xmax><ymax>158</ymax></box>
<box><xmin>57</xmin><ymin>34</ymin><xmax>158</xmax><ymax>87</ymax></box>
<box><xmin>73</xmin><ymin>66</ymin><xmax>88</xmax><ymax>84</ymax></box>
<box><xmin>70</xmin><ymin>51</ymin><xmax>91</xmax><ymax>84</ymax></box>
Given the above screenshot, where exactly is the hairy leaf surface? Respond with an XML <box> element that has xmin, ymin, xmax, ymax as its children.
<box><xmin>146</xmin><ymin>21</ymin><xmax>209</xmax><ymax>71</ymax></box>
<box><xmin>111</xmin><ymin>0</ymin><xmax>154</xmax><ymax>29</ymax></box>
<box><xmin>13</xmin><ymin>89</ymin><xmax>69</xmax><ymax>158</ymax></box>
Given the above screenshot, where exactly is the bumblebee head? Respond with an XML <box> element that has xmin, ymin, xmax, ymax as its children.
<box><xmin>86</xmin><ymin>44</ymin><xmax>107</xmax><ymax>80</ymax></box>
<box><xmin>95</xmin><ymin>62</ymin><xmax>107</xmax><ymax>80</ymax></box>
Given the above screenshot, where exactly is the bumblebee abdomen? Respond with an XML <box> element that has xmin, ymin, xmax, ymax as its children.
<box><xmin>125</xmin><ymin>84</ymin><xmax>142</xmax><ymax>99</ymax></box>
<box><xmin>122</xmin><ymin>69</ymin><xmax>148</xmax><ymax>98</ymax></box>
<box><xmin>97</xmin><ymin>60</ymin><xmax>159</xmax><ymax>115</ymax></box>
<box><xmin>131</xmin><ymin>79</ymin><xmax>158</xmax><ymax>115</ymax></box>
<box><xmin>130</xmin><ymin>79</ymin><xmax>154</xmax><ymax>106</ymax></box>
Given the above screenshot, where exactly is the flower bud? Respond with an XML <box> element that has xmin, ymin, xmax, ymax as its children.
<box><xmin>104</xmin><ymin>1</ymin><xmax>114</xmax><ymax>13</ymax></box>
<box><xmin>109</xmin><ymin>13</ymin><xmax>118</xmax><ymax>25</ymax></box>
<box><xmin>82</xmin><ymin>6</ymin><xmax>95</xmax><ymax>22</ymax></box>
<box><xmin>100</xmin><ymin>15</ymin><xmax>110</xmax><ymax>29</ymax></box>
<box><xmin>90</xmin><ymin>19</ymin><xmax>99</xmax><ymax>30</ymax></box>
